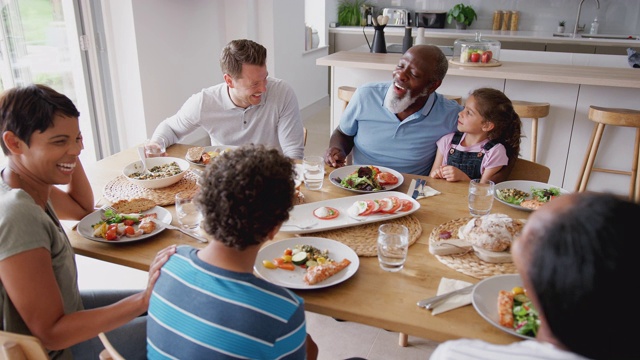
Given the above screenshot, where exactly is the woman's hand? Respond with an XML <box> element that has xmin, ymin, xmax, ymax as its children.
<box><xmin>142</xmin><ymin>245</ymin><xmax>177</xmax><ymax>305</ymax></box>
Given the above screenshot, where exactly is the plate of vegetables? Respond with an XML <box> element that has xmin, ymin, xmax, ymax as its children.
<box><xmin>472</xmin><ymin>274</ymin><xmax>539</xmax><ymax>340</ymax></box>
<box><xmin>494</xmin><ymin>180</ymin><xmax>570</xmax><ymax>212</ymax></box>
<box><xmin>329</xmin><ymin>165</ymin><xmax>403</xmax><ymax>193</ymax></box>
<box><xmin>254</xmin><ymin>237</ymin><xmax>359</xmax><ymax>289</ymax></box>
<box><xmin>77</xmin><ymin>206</ymin><xmax>172</xmax><ymax>243</ymax></box>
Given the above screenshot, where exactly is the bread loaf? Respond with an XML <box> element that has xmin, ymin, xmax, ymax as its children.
<box><xmin>111</xmin><ymin>198</ymin><xmax>156</xmax><ymax>213</ymax></box>
<box><xmin>458</xmin><ymin>213</ymin><xmax>523</xmax><ymax>252</ymax></box>
<box><xmin>186</xmin><ymin>146</ymin><xmax>205</xmax><ymax>162</ymax></box>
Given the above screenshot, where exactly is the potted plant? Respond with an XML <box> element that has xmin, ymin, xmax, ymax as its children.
<box><xmin>557</xmin><ymin>20</ymin><xmax>566</xmax><ymax>33</ymax></box>
<box><xmin>446</xmin><ymin>3</ymin><xmax>477</xmax><ymax>30</ymax></box>
<box><xmin>338</xmin><ymin>0</ymin><xmax>367</xmax><ymax>27</ymax></box>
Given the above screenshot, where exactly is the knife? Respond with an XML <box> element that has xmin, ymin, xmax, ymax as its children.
<box><xmin>152</xmin><ymin>219</ymin><xmax>209</xmax><ymax>244</ymax></box>
<box><xmin>416</xmin><ymin>284</ymin><xmax>476</xmax><ymax>310</ymax></box>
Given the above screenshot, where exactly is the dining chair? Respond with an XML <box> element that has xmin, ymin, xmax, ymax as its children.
<box><xmin>0</xmin><ymin>330</ymin><xmax>49</xmax><ymax>360</ymax></box>
<box><xmin>507</xmin><ymin>158</ymin><xmax>551</xmax><ymax>183</ymax></box>
<box><xmin>98</xmin><ymin>332</ymin><xmax>125</xmax><ymax>360</ymax></box>
<box><xmin>303</xmin><ymin>126</ymin><xmax>308</xmax><ymax>147</ymax></box>
<box><xmin>511</xmin><ymin>100</ymin><xmax>550</xmax><ymax>163</ymax></box>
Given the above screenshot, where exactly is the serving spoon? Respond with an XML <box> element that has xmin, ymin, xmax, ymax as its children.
<box><xmin>137</xmin><ymin>147</ymin><xmax>151</xmax><ymax>174</ymax></box>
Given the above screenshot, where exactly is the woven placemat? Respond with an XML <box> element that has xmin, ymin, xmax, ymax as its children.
<box><xmin>302</xmin><ymin>215</ymin><xmax>422</xmax><ymax>257</ymax></box>
<box><xmin>103</xmin><ymin>170</ymin><xmax>199</xmax><ymax>206</ymax></box>
<box><xmin>429</xmin><ymin>217</ymin><xmax>518</xmax><ymax>279</ymax></box>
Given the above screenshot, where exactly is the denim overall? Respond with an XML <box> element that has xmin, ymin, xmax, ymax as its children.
<box><xmin>446</xmin><ymin>131</ymin><xmax>498</xmax><ymax>179</ymax></box>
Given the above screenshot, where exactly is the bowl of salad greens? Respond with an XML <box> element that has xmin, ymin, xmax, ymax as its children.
<box><xmin>329</xmin><ymin>165</ymin><xmax>404</xmax><ymax>193</ymax></box>
<box><xmin>494</xmin><ymin>180</ymin><xmax>570</xmax><ymax>211</ymax></box>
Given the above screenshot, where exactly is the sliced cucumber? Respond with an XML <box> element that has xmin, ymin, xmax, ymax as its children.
<box><xmin>291</xmin><ymin>251</ymin><xmax>309</xmax><ymax>265</ymax></box>
<box><xmin>305</xmin><ymin>260</ymin><xmax>318</xmax><ymax>268</ymax></box>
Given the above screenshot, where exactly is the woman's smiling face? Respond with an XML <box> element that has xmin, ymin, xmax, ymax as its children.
<box><xmin>19</xmin><ymin>114</ymin><xmax>83</xmax><ymax>185</ymax></box>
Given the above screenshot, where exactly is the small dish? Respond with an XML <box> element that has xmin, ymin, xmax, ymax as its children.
<box><xmin>77</xmin><ymin>206</ymin><xmax>172</xmax><ymax>244</ymax></box>
<box><xmin>122</xmin><ymin>157</ymin><xmax>190</xmax><ymax>189</ymax></box>
<box><xmin>329</xmin><ymin>165</ymin><xmax>404</xmax><ymax>193</ymax></box>
<box><xmin>471</xmin><ymin>274</ymin><xmax>533</xmax><ymax>340</ymax></box>
<box><xmin>494</xmin><ymin>180</ymin><xmax>570</xmax><ymax>212</ymax></box>
<box><xmin>254</xmin><ymin>237</ymin><xmax>359</xmax><ymax>289</ymax></box>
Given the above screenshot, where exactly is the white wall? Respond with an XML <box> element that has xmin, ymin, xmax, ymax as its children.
<box><xmin>327</xmin><ymin>0</ymin><xmax>640</xmax><ymax>35</ymax></box>
<box><xmin>103</xmin><ymin>0</ymin><xmax>328</xmax><ymax>152</ymax></box>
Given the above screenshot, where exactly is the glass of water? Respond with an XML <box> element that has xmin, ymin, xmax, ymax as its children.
<box><xmin>377</xmin><ymin>224</ymin><xmax>409</xmax><ymax>272</ymax></box>
<box><xmin>303</xmin><ymin>156</ymin><xmax>325</xmax><ymax>191</ymax></box>
<box><xmin>468</xmin><ymin>179</ymin><xmax>495</xmax><ymax>217</ymax></box>
<box><xmin>175</xmin><ymin>191</ymin><xmax>202</xmax><ymax>230</ymax></box>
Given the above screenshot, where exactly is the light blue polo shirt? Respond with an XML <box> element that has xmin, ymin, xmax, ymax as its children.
<box><xmin>339</xmin><ymin>82</ymin><xmax>462</xmax><ymax>175</ymax></box>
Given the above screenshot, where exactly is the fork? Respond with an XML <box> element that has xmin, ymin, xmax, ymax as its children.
<box><xmin>281</xmin><ymin>221</ymin><xmax>318</xmax><ymax>230</ymax></box>
<box><xmin>151</xmin><ymin>219</ymin><xmax>209</xmax><ymax>243</ymax></box>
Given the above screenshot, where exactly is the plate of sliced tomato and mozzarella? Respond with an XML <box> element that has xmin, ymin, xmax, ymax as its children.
<box><xmin>280</xmin><ymin>191</ymin><xmax>420</xmax><ymax>234</ymax></box>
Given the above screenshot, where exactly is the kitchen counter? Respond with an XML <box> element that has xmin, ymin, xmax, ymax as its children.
<box><xmin>317</xmin><ymin>50</ymin><xmax>640</xmax><ymax>88</ymax></box>
<box><xmin>330</xmin><ymin>26</ymin><xmax>640</xmax><ymax>47</ymax></box>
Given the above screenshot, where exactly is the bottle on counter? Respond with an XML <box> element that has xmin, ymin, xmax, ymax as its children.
<box><xmin>492</xmin><ymin>11</ymin><xmax>502</xmax><ymax>31</ymax></box>
<box><xmin>402</xmin><ymin>26</ymin><xmax>412</xmax><ymax>53</ymax></box>
<box><xmin>415</xmin><ymin>27</ymin><xmax>426</xmax><ymax>45</ymax></box>
<box><xmin>590</xmin><ymin>17</ymin><xmax>599</xmax><ymax>34</ymax></box>
<box><xmin>501</xmin><ymin>11</ymin><xmax>511</xmax><ymax>31</ymax></box>
<box><xmin>510</xmin><ymin>11</ymin><xmax>519</xmax><ymax>31</ymax></box>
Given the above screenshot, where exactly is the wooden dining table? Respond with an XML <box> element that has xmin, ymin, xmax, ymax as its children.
<box><xmin>67</xmin><ymin>144</ymin><xmax>531</xmax><ymax>346</ymax></box>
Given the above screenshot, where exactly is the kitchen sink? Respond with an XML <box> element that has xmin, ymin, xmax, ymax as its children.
<box><xmin>553</xmin><ymin>32</ymin><xmax>639</xmax><ymax>40</ymax></box>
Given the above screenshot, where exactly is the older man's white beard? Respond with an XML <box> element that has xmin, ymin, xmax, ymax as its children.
<box><xmin>384</xmin><ymin>86</ymin><xmax>429</xmax><ymax>114</ymax></box>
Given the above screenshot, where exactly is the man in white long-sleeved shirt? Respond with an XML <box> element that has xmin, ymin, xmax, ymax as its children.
<box><xmin>151</xmin><ymin>39</ymin><xmax>304</xmax><ymax>159</ymax></box>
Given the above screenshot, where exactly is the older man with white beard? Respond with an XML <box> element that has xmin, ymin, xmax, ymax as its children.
<box><xmin>324</xmin><ymin>45</ymin><xmax>462</xmax><ymax>176</ymax></box>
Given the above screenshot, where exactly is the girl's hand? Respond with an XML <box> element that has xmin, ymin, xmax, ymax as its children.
<box><xmin>440</xmin><ymin>166</ymin><xmax>470</xmax><ymax>182</ymax></box>
<box><xmin>143</xmin><ymin>245</ymin><xmax>177</xmax><ymax>305</ymax></box>
<box><xmin>430</xmin><ymin>167</ymin><xmax>443</xmax><ymax>179</ymax></box>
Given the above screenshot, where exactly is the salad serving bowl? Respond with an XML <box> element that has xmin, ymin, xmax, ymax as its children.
<box><xmin>122</xmin><ymin>157</ymin><xmax>190</xmax><ymax>189</ymax></box>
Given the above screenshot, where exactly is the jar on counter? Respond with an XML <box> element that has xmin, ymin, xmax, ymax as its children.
<box><xmin>501</xmin><ymin>11</ymin><xmax>511</xmax><ymax>31</ymax></box>
<box><xmin>492</xmin><ymin>11</ymin><xmax>502</xmax><ymax>31</ymax></box>
<box><xmin>510</xmin><ymin>11</ymin><xmax>519</xmax><ymax>31</ymax></box>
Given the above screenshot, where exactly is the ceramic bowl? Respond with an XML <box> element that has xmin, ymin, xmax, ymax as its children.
<box><xmin>123</xmin><ymin>157</ymin><xmax>190</xmax><ymax>189</ymax></box>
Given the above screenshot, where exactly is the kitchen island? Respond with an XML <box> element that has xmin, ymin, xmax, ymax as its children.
<box><xmin>317</xmin><ymin>49</ymin><xmax>640</xmax><ymax>196</ymax></box>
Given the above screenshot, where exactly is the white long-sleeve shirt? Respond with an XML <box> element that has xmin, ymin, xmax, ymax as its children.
<box><xmin>152</xmin><ymin>77</ymin><xmax>304</xmax><ymax>159</ymax></box>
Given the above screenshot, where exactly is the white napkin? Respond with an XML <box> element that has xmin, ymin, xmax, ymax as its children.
<box><xmin>407</xmin><ymin>179</ymin><xmax>441</xmax><ymax>200</ymax></box>
<box><xmin>431</xmin><ymin>277</ymin><xmax>473</xmax><ymax>315</ymax></box>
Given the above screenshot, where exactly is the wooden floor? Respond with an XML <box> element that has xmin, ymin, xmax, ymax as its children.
<box><xmin>76</xmin><ymin>105</ymin><xmax>439</xmax><ymax>359</ymax></box>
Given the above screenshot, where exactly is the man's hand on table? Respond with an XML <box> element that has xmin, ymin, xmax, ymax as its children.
<box><xmin>324</xmin><ymin>147</ymin><xmax>347</xmax><ymax>168</ymax></box>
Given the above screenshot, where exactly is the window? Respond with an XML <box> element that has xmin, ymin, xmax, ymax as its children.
<box><xmin>0</xmin><ymin>0</ymin><xmax>97</xmax><ymax>166</ymax></box>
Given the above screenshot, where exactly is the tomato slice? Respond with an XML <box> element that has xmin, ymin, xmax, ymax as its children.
<box><xmin>378</xmin><ymin>198</ymin><xmax>393</xmax><ymax>212</ymax></box>
<box><xmin>399</xmin><ymin>199</ymin><xmax>413</xmax><ymax>212</ymax></box>
<box><xmin>383</xmin><ymin>196</ymin><xmax>402</xmax><ymax>214</ymax></box>
<box><xmin>376</xmin><ymin>172</ymin><xmax>398</xmax><ymax>185</ymax></box>
<box><xmin>360</xmin><ymin>200</ymin><xmax>376</xmax><ymax>216</ymax></box>
<box><xmin>313</xmin><ymin>206</ymin><xmax>340</xmax><ymax>220</ymax></box>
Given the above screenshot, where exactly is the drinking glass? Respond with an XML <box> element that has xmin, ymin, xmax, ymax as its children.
<box><xmin>303</xmin><ymin>156</ymin><xmax>325</xmax><ymax>191</ymax></box>
<box><xmin>468</xmin><ymin>179</ymin><xmax>495</xmax><ymax>217</ymax></box>
<box><xmin>144</xmin><ymin>138</ymin><xmax>167</xmax><ymax>158</ymax></box>
<box><xmin>175</xmin><ymin>191</ymin><xmax>202</xmax><ymax>230</ymax></box>
<box><xmin>377</xmin><ymin>224</ymin><xmax>409</xmax><ymax>272</ymax></box>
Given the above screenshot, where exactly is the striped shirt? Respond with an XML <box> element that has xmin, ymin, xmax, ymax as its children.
<box><xmin>147</xmin><ymin>246</ymin><xmax>308</xmax><ymax>359</ymax></box>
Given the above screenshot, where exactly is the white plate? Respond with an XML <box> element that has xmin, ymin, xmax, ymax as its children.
<box><xmin>471</xmin><ymin>274</ymin><xmax>534</xmax><ymax>340</ymax></box>
<box><xmin>280</xmin><ymin>191</ymin><xmax>420</xmax><ymax>234</ymax></box>
<box><xmin>77</xmin><ymin>206</ymin><xmax>172</xmax><ymax>244</ymax></box>
<box><xmin>185</xmin><ymin>145</ymin><xmax>239</xmax><ymax>166</ymax></box>
<box><xmin>494</xmin><ymin>180</ymin><xmax>570</xmax><ymax>212</ymax></box>
<box><xmin>254</xmin><ymin>237</ymin><xmax>359</xmax><ymax>289</ymax></box>
<box><xmin>328</xmin><ymin>165</ymin><xmax>404</xmax><ymax>193</ymax></box>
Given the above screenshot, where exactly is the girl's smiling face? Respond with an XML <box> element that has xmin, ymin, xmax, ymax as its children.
<box><xmin>457</xmin><ymin>95</ymin><xmax>493</xmax><ymax>135</ymax></box>
<box><xmin>19</xmin><ymin>114</ymin><xmax>83</xmax><ymax>185</ymax></box>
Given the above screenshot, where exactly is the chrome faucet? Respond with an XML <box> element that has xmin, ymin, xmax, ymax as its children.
<box><xmin>573</xmin><ymin>0</ymin><xmax>600</xmax><ymax>37</ymax></box>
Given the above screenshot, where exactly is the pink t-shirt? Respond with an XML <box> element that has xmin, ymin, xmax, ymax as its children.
<box><xmin>435</xmin><ymin>132</ymin><xmax>509</xmax><ymax>175</ymax></box>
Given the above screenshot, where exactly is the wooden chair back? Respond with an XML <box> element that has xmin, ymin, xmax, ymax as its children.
<box><xmin>98</xmin><ymin>333</ymin><xmax>125</xmax><ymax>360</ymax></box>
<box><xmin>0</xmin><ymin>330</ymin><xmax>48</xmax><ymax>360</ymax></box>
<box><xmin>337</xmin><ymin>86</ymin><xmax>356</xmax><ymax>111</ymax></box>
<box><xmin>512</xmin><ymin>100</ymin><xmax>551</xmax><ymax>163</ymax></box>
<box><xmin>303</xmin><ymin>127</ymin><xmax>307</xmax><ymax>147</ymax></box>
<box><xmin>507</xmin><ymin>158</ymin><xmax>551</xmax><ymax>183</ymax></box>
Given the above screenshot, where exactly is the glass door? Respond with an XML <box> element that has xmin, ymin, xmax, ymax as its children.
<box><xmin>0</xmin><ymin>0</ymin><xmax>97</xmax><ymax>165</ymax></box>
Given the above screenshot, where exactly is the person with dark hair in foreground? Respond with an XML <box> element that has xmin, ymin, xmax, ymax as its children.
<box><xmin>431</xmin><ymin>192</ymin><xmax>639</xmax><ymax>360</ymax></box>
<box><xmin>147</xmin><ymin>145</ymin><xmax>318</xmax><ymax>359</ymax></box>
